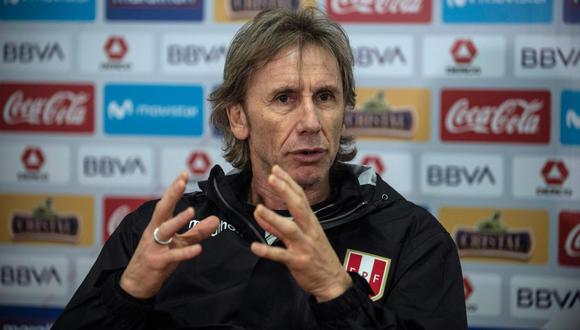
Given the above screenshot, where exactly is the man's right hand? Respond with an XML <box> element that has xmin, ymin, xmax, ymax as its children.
<box><xmin>120</xmin><ymin>171</ymin><xmax>219</xmax><ymax>299</ymax></box>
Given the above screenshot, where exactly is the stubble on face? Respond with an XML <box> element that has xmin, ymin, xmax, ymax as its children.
<box><xmin>242</xmin><ymin>44</ymin><xmax>344</xmax><ymax>206</ymax></box>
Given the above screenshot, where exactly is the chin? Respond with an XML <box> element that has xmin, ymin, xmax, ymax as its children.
<box><xmin>287</xmin><ymin>165</ymin><xmax>327</xmax><ymax>188</ymax></box>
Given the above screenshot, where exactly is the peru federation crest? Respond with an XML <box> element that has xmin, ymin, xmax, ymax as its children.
<box><xmin>344</xmin><ymin>249</ymin><xmax>391</xmax><ymax>301</ymax></box>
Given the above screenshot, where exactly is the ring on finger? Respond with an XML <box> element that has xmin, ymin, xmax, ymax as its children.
<box><xmin>153</xmin><ymin>227</ymin><xmax>173</xmax><ymax>245</ymax></box>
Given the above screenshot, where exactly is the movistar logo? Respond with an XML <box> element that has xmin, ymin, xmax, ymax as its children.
<box><xmin>566</xmin><ymin>108</ymin><xmax>580</xmax><ymax>129</ymax></box>
<box><xmin>108</xmin><ymin>99</ymin><xmax>134</xmax><ymax>120</ymax></box>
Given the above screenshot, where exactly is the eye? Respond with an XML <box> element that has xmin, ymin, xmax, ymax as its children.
<box><xmin>316</xmin><ymin>91</ymin><xmax>335</xmax><ymax>103</ymax></box>
<box><xmin>276</xmin><ymin>94</ymin><xmax>290</xmax><ymax>103</ymax></box>
<box><xmin>274</xmin><ymin>92</ymin><xmax>296</xmax><ymax>106</ymax></box>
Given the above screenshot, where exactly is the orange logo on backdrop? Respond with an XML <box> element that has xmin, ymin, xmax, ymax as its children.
<box><xmin>0</xmin><ymin>194</ymin><xmax>94</xmax><ymax>246</ymax></box>
<box><xmin>439</xmin><ymin>207</ymin><xmax>548</xmax><ymax>265</ymax></box>
<box><xmin>345</xmin><ymin>88</ymin><xmax>430</xmax><ymax>141</ymax></box>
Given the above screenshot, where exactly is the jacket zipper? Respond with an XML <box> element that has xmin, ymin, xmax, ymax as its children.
<box><xmin>212</xmin><ymin>178</ymin><xmax>267</xmax><ymax>244</ymax></box>
<box><xmin>319</xmin><ymin>200</ymin><xmax>369</xmax><ymax>228</ymax></box>
<box><xmin>213</xmin><ymin>176</ymin><xmax>373</xmax><ymax>243</ymax></box>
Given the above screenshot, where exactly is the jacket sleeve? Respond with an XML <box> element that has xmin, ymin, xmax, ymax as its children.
<box><xmin>310</xmin><ymin>211</ymin><xmax>467</xmax><ymax>330</ymax></box>
<box><xmin>52</xmin><ymin>202</ymin><xmax>165</xmax><ymax>330</ymax></box>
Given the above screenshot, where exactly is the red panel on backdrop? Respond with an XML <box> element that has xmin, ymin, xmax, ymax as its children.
<box><xmin>441</xmin><ymin>89</ymin><xmax>551</xmax><ymax>144</ymax></box>
<box><xmin>103</xmin><ymin>197</ymin><xmax>150</xmax><ymax>243</ymax></box>
<box><xmin>0</xmin><ymin>82</ymin><xmax>95</xmax><ymax>133</ymax></box>
<box><xmin>559</xmin><ymin>211</ymin><xmax>580</xmax><ymax>267</ymax></box>
<box><xmin>326</xmin><ymin>0</ymin><xmax>432</xmax><ymax>23</ymax></box>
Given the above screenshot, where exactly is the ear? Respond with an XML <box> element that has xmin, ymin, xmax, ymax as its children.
<box><xmin>226</xmin><ymin>103</ymin><xmax>249</xmax><ymax>140</ymax></box>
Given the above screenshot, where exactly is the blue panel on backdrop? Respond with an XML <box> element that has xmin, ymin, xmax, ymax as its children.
<box><xmin>106</xmin><ymin>0</ymin><xmax>203</xmax><ymax>21</ymax></box>
<box><xmin>104</xmin><ymin>84</ymin><xmax>204</xmax><ymax>137</ymax></box>
<box><xmin>443</xmin><ymin>0</ymin><xmax>552</xmax><ymax>23</ymax></box>
<box><xmin>561</xmin><ymin>90</ymin><xmax>580</xmax><ymax>146</ymax></box>
<box><xmin>0</xmin><ymin>305</ymin><xmax>63</xmax><ymax>327</ymax></box>
<box><xmin>564</xmin><ymin>0</ymin><xmax>580</xmax><ymax>23</ymax></box>
<box><xmin>0</xmin><ymin>0</ymin><xmax>95</xmax><ymax>21</ymax></box>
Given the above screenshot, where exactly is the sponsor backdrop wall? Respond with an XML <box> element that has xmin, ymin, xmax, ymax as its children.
<box><xmin>0</xmin><ymin>0</ymin><xmax>579</xmax><ymax>328</ymax></box>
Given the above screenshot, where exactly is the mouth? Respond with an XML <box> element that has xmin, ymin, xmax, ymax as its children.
<box><xmin>288</xmin><ymin>148</ymin><xmax>326</xmax><ymax>163</ymax></box>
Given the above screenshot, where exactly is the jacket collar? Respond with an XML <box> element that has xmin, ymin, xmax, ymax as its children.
<box><xmin>198</xmin><ymin>163</ymin><xmax>404</xmax><ymax>242</ymax></box>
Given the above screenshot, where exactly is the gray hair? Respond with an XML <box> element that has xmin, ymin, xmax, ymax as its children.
<box><xmin>209</xmin><ymin>7</ymin><xmax>356</xmax><ymax>170</ymax></box>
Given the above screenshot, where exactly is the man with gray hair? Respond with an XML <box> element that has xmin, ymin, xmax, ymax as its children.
<box><xmin>55</xmin><ymin>8</ymin><xmax>467</xmax><ymax>329</ymax></box>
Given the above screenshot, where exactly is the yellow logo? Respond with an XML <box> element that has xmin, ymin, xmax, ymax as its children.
<box><xmin>0</xmin><ymin>194</ymin><xmax>94</xmax><ymax>246</ymax></box>
<box><xmin>345</xmin><ymin>88</ymin><xmax>430</xmax><ymax>141</ymax></box>
<box><xmin>214</xmin><ymin>0</ymin><xmax>316</xmax><ymax>22</ymax></box>
<box><xmin>439</xmin><ymin>207</ymin><xmax>548</xmax><ymax>264</ymax></box>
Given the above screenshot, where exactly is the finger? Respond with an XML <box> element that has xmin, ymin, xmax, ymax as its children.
<box><xmin>250</xmin><ymin>242</ymin><xmax>292</xmax><ymax>264</ymax></box>
<box><xmin>161</xmin><ymin>244</ymin><xmax>202</xmax><ymax>264</ymax></box>
<box><xmin>155</xmin><ymin>207</ymin><xmax>194</xmax><ymax>242</ymax></box>
<box><xmin>268</xmin><ymin>170</ymin><xmax>314</xmax><ymax>231</ymax></box>
<box><xmin>151</xmin><ymin>171</ymin><xmax>189</xmax><ymax>227</ymax></box>
<box><xmin>254</xmin><ymin>204</ymin><xmax>302</xmax><ymax>243</ymax></box>
<box><xmin>272</xmin><ymin>165</ymin><xmax>306</xmax><ymax>197</ymax></box>
<box><xmin>177</xmin><ymin>216</ymin><xmax>220</xmax><ymax>245</ymax></box>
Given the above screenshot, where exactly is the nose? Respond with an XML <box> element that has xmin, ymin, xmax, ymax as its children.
<box><xmin>297</xmin><ymin>97</ymin><xmax>321</xmax><ymax>134</ymax></box>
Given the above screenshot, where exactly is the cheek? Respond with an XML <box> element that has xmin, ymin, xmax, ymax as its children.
<box><xmin>328</xmin><ymin>114</ymin><xmax>344</xmax><ymax>138</ymax></box>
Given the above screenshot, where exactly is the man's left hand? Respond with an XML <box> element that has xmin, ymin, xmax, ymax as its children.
<box><xmin>250</xmin><ymin>165</ymin><xmax>353</xmax><ymax>302</ymax></box>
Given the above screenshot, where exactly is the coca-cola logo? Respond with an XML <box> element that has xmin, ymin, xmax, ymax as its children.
<box><xmin>4</xmin><ymin>90</ymin><xmax>88</xmax><ymax>125</ymax></box>
<box><xmin>0</xmin><ymin>83</ymin><xmax>94</xmax><ymax>133</ymax></box>
<box><xmin>330</xmin><ymin>0</ymin><xmax>423</xmax><ymax>14</ymax></box>
<box><xmin>441</xmin><ymin>90</ymin><xmax>550</xmax><ymax>144</ymax></box>
<box><xmin>559</xmin><ymin>212</ymin><xmax>580</xmax><ymax>267</ymax></box>
<box><xmin>445</xmin><ymin>98</ymin><xmax>542</xmax><ymax>134</ymax></box>
<box><xmin>565</xmin><ymin>224</ymin><xmax>580</xmax><ymax>258</ymax></box>
<box><xmin>103</xmin><ymin>197</ymin><xmax>148</xmax><ymax>242</ymax></box>
<box><xmin>327</xmin><ymin>0</ymin><xmax>431</xmax><ymax>23</ymax></box>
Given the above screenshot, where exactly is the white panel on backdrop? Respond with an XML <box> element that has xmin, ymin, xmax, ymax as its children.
<box><xmin>0</xmin><ymin>32</ymin><xmax>72</xmax><ymax>73</ymax></box>
<box><xmin>420</xmin><ymin>153</ymin><xmax>503</xmax><ymax>197</ymax></box>
<box><xmin>510</xmin><ymin>275</ymin><xmax>580</xmax><ymax>320</ymax></box>
<box><xmin>78</xmin><ymin>33</ymin><xmax>154</xmax><ymax>74</ymax></box>
<box><xmin>0</xmin><ymin>254</ymin><xmax>68</xmax><ymax>301</ymax></box>
<box><xmin>162</xmin><ymin>34</ymin><xmax>232</xmax><ymax>75</ymax></box>
<box><xmin>463</xmin><ymin>272</ymin><xmax>502</xmax><ymax>317</ymax></box>
<box><xmin>512</xmin><ymin>156</ymin><xmax>580</xmax><ymax>200</ymax></box>
<box><xmin>422</xmin><ymin>36</ymin><xmax>505</xmax><ymax>78</ymax></box>
<box><xmin>350</xmin><ymin>35</ymin><xmax>414</xmax><ymax>78</ymax></box>
<box><xmin>161</xmin><ymin>147</ymin><xmax>233</xmax><ymax>191</ymax></box>
<box><xmin>351</xmin><ymin>152</ymin><xmax>412</xmax><ymax>195</ymax></box>
<box><xmin>0</xmin><ymin>143</ymin><xmax>70</xmax><ymax>184</ymax></box>
<box><xmin>515</xmin><ymin>37</ymin><xmax>580</xmax><ymax>79</ymax></box>
<box><xmin>78</xmin><ymin>145</ymin><xmax>153</xmax><ymax>187</ymax></box>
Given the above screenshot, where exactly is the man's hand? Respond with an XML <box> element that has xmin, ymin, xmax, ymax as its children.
<box><xmin>120</xmin><ymin>171</ymin><xmax>219</xmax><ymax>299</ymax></box>
<box><xmin>250</xmin><ymin>165</ymin><xmax>352</xmax><ymax>302</ymax></box>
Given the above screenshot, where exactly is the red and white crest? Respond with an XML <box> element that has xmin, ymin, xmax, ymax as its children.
<box><xmin>344</xmin><ymin>249</ymin><xmax>391</xmax><ymax>301</ymax></box>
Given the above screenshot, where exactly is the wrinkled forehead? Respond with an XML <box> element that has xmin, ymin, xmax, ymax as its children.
<box><xmin>254</xmin><ymin>43</ymin><xmax>341</xmax><ymax>85</ymax></box>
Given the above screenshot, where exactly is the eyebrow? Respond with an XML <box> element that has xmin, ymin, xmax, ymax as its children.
<box><xmin>315</xmin><ymin>84</ymin><xmax>341</xmax><ymax>95</ymax></box>
<box><xmin>269</xmin><ymin>84</ymin><xmax>299</xmax><ymax>97</ymax></box>
<box><xmin>268</xmin><ymin>83</ymin><xmax>341</xmax><ymax>97</ymax></box>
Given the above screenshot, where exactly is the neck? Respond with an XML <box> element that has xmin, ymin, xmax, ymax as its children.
<box><xmin>248</xmin><ymin>170</ymin><xmax>330</xmax><ymax>210</ymax></box>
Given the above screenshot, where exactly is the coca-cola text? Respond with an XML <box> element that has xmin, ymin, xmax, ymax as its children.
<box><xmin>327</xmin><ymin>0</ymin><xmax>431</xmax><ymax>23</ymax></box>
<box><xmin>0</xmin><ymin>83</ymin><xmax>94</xmax><ymax>133</ymax></box>
<box><xmin>441</xmin><ymin>90</ymin><xmax>550</xmax><ymax>144</ymax></box>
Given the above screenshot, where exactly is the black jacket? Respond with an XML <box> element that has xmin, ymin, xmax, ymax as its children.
<box><xmin>54</xmin><ymin>163</ymin><xmax>467</xmax><ymax>329</ymax></box>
